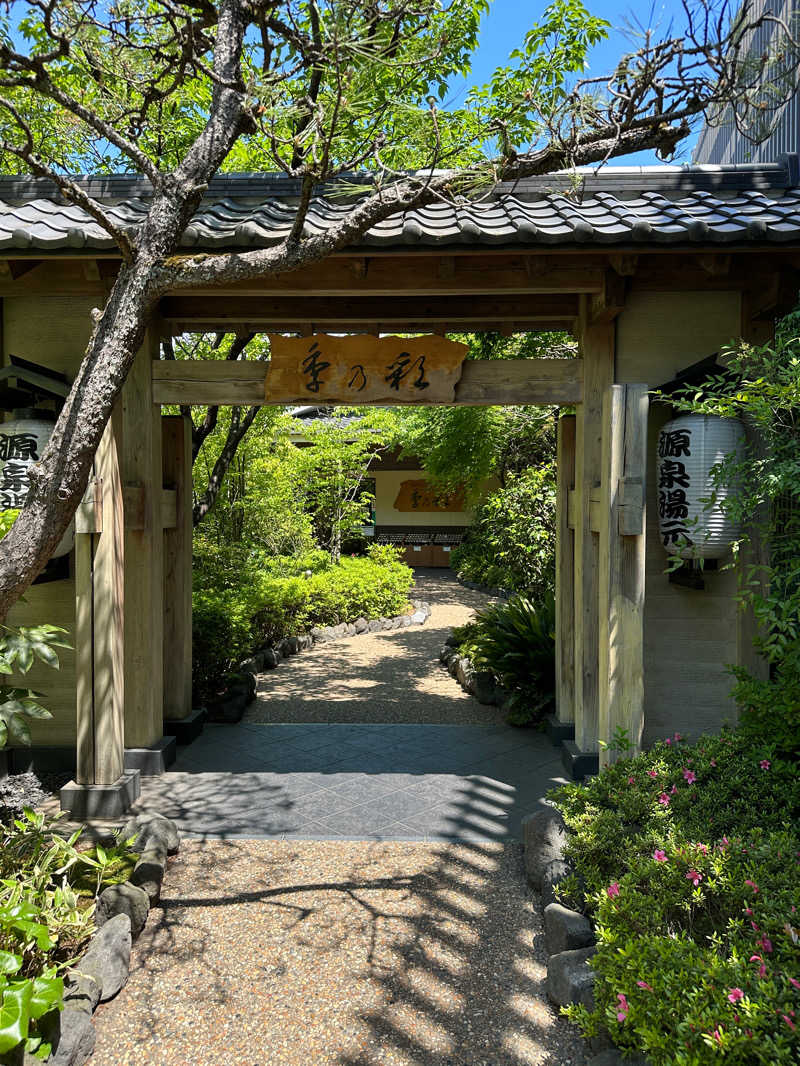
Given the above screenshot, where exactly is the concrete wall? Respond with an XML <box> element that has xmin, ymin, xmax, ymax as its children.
<box><xmin>616</xmin><ymin>290</ymin><xmax>742</xmax><ymax>744</ymax></box>
<box><xmin>3</xmin><ymin>294</ymin><xmax>95</xmax><ymax>747</ymax></box>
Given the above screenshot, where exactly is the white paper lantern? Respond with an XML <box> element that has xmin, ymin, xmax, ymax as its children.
<box><xmin>0</xmin><ymin>417</ymin><xmax>73</xmax><ymax>558</ymax></box>
<box><xmin>657</xmin><ymin>413</ymin><xmax>746</xmax><ymax>559</ymax></box>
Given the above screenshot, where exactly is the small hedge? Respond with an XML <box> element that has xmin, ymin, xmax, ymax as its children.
<box><xmin>192</xmin><ymin>544</ymin><xmax>413</xmax><ymax>699</ymax></box>
<box><xmin>551</xmin><ymin>730</ymin><xmax>800</xmax><ymax>1065</ymax></box>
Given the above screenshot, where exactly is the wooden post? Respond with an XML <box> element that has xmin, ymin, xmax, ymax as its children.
<box><xmin>573</xmin><ymin>302</ymin><xmax>615</xmax><ymax>753</ymax></box>
<box><xmin>162</xmin><ymin>415</ymin><xmax>193</xmax><ymax>720</ymax></box>
<box><xmin>598</xmin><ymin>385</ymin><xmax>648</xmax><ymax>767</ymax></box>
<box><xmin>556</xmin><ymin>414</ymin><xmax>576</xmax><ymax>723</ymax></box>
<box><xmin>121</xmin><ymin>328</ymin><xmax>164</xmax><ymax>749</ymax></box>
<box><xmin>75</xmin><ymin>413</ymin><xmax>124</xmax><ymax>786</ymax></box>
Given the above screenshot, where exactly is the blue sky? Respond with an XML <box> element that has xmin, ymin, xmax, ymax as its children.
<box><xmin>457</xmin><ymin>0</ymin><xmax>704</xmax><ymax>166</ymax></box>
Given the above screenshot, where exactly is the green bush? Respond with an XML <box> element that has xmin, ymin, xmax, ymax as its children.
<box><xmin>551</xmin><ymin>731</ymin><xmax>800</xmax><ymax>1065</ymax></box>
<box><xmin>192</xmin><ymin>544</ymin><xmax>414</xmax><ymax>699</ymax></box>
<box><xmin>451</xmin><ymin>462</ymin><xmax>556</xmax><ymax>597</ymax></box>
<box><xmin>730</xmin><ymin>642</ymin><xmax>800</xmax><ymax>758</ymax></box>
<box><xmin>456</xmin><ymin>593</ymin><xmax>555</xmax><ymax>725</ymax></box>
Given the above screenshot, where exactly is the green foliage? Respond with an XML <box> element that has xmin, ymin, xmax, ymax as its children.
<box><xmin>0</xmin><ymin>512</ymin><xmax>18</xmax><ymax>540</ymax></box>
<box><xmin>551</xmin><ymin>731</ymin><xmax>800</xmax><ymax>1066</ymax></box>
<box><xmin>192</xmin><ymin>544</ymin><xmax>413</xmax><ymax>699</ymax></box>
<box><xmin>457</xmin><ymin>593</ymin><xmax>555</xmax><ymax>725</ymax></box>
<box><xmin>451</xmin><ymin>461</ymin><xmax>557</xmax><ymax>597</ymax></box>
<box><xmin>0</xmin><ymin>809</ymin><xmax>139</xmax><ymax>1059</ymax></box>
<box><xmin>0</xmin><ymin>625</ymin><xmax>69</xmax><ymax>749</ymax></box>
<box><xmin>730</xmin><ymin>644</ymin><xmax>800</xmax><ymax>758</ymax></box>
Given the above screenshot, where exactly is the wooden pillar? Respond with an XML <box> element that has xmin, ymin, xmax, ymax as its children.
<box><xmin>573</xmin><ymin>301</ymin><xmax>615</xmax><ymax>753</ymax></box>
<box><xmin>121</xmin><ymin>327</ymin><xmax>164</xmax><ymax>749</ymax></box>
<box><xmin>598</xmin><ymin>385</ymin><xmax>648</xmax><ymax>767</ymax></box>
<box><xmin>555</xmin><ymin>414</ymin><xmax>576</xmax><ymax>723</ymax></box>
<box><xmin>162</xmin><ymin>415</ymin><xmax>193</xmax><ymax>720</ymax></box>
<box><xmin>75</xmin><ymin>413</ymin><xmax>124</xmax><ymax>786</ymax></box>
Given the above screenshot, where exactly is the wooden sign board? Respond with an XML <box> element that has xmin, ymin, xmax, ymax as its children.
<box><xmin>394</xmin><ymin>479</ymin><xmax>466</xmax><ymax>513</ymax></box>
<box><xmin>266</xmin><ymin>334</ymin><xmax>467</xmax><ymax>405</ymax></box>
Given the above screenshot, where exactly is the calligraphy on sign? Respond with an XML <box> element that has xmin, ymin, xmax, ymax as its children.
<box><xmin>394</xmin><ymin>480</ymin><xmax>466</xmax><ymax>513</ymax></box>
<box><xmin>266</xmin><ymin>334</ymin><xmax>467</xmax><ymax>405</ymax></box>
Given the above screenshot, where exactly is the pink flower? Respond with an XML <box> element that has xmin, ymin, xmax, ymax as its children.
<box><xmin>637</xmin><ymin>980</ymin><xmax>653</xmax><ymax>991</ymax></box>
<box><xmin>783</xmin><ymin>1015</ymin><xmax>797</xmax><ymax>1032</ymax></box>
<box><xmin>696</xmin><ymin>843</ymin><xmax>708</xmax><ymax>855</ymax></box>
<box><xmin>711</xmin><ymin>1028</ymin><xmax>723</xmax><ymax>1044</ymax></box>
<box><xmin>683</xmin><ymin>769</ymin><xmax>696</xmax><ymax>784</ymax></box>
<box><xmin>745</xmin><ymin>879</ymin><xmax>759</xmax><ymax>894</ymax></box>
<box><xmin>670</xmin><ymin>784</ymin><xmax>678</xmax><ymax>794</ymax></box>
<box><xmin>686</xmin><ymin>869</ymin><xmax>703</xmax><ymax>887</ymax></box>
<box><xmin>789</xmin><ymin>977</ymin><xmax>800</xmax><ymax>990</ymax></box>
<box><xmin>648</xmin><ymin>770</ymin><xmax>658</xmax><ymax>778</ymax></box>
<box><xmin>628</xmin><ymin>776</ymin><xmax>635</xmax><ymax>785</ymax></box>
<box><xmin>710</xmin><ymin>758</ymin><xmax>717</xmax><ymax>767</ymax></box>
<box><xmin>727</xmin><ymin>988</ymin><xmax>744</xmax><ymax>1004</ymax></box>
<box><xmin>720</xmin><ymin>836</ymin><xmax>729</xmax><ymax>849</ymax></box>
<box><xmin>758</xmin><ymin>937</ymin><xmax>773</xmax><ymax>954</ymax></box>
<box><xmin>607</xmin><ymin>882</ymin><xmax>620</xmax><ymax>899</ymax></box>
<box><xmin>750</xmin><ymin>955</ymin><xmax>768</xmax><ymax>978</ymax></box>
<box><xmin>665</xmin><ymin>738</ymin><xmax>672</xmax><ymax>746</ymax></box>
<box><xmin>745</xmin><ymin>907</ymin><xmax>753</xmax><ymax>916</ymax></box>
<box><xmin>760</xmin><ymin>759</ymin><xmax>771</xmax><ymax>770</ymax></box>
<box><xmin>616</xmin><ymin>993</ymin><xmax>628</xmax><ymax>1022</ymax></box>
<box><xmin>658</xmin><ymin>792</ymin><xmax>671</xmax><ymax>807</ymax></box>
<box><xmin>674</xmin><ymin>733</ymin><xmax>682</xmax><ymax>742</ymax></box>
<box><xmin>653</xmin><ymin>849</ymin><xmax>668</xmax><ymax>863</ymax></box>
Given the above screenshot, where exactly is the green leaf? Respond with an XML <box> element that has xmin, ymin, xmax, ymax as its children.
<box><xmin>0</xmin><ymin>953</ymin><xmax>21</xmax><ymax>976</ymax></box>
<box><xmin>0</xmin><ymin>982</ymin><xmax>32</xmax><ymax>1053</ymax></box>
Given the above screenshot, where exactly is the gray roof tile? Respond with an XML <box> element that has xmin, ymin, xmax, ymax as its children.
<box><xmin>1</xmin><ymin>161</ymin><xmax>800</xmax><ymax>252</ymax></box>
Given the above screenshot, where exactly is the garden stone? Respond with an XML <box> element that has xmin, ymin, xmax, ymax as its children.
<box><xmin>544</xmin><ymin>903</ymin><xmax>594</xmax><ymax>955</ymax></box>
<box><xmin>354</xmin><ymin>617</ymin><xmax>368</xmax><ymax>633</ymax></box>
<box><xmin>310</xmin><ymin>627</ymin><xmax>324</xmax><ymax>641</ymax></box>
<box><xmin>122</xmin><ymin>810</ymin><xmax>180</xmax><ymax>854</ymax></box>
<box><xmin>445</xmin><ymin>632</ymin><xmax>459</xmax><ymax>648</ymax></box>
<box><xmin>410</xmin><ymin>610</ymin><xmax>426</xmax><ymax>625</ymax></box>
<box><xmin>447</xmin><ymin>655</ymin><xmax>460</xmax><ymax>678</ymax></box>
<box><xmin>546</xmin><ymin>946</ymin><xmax>596</xmax><ymax>1009</ymax></box>
<box><xmin>491</xmin><ymin>684</ymin><xmax>510</xmax><ymax>707</ymax></box>
<box><xmin>77</xmin><ymin>913</ymin><xmax>131</xmax><ymax>1002</ymax></box>
<box><xmin>541</xmin><ymin>859</ymin><xmax>575</xmax><ymax>909</ymax></box>
<box><xmin>37</xmin><ymin>1008</ymin><xmax>96</xmax><ymax>1066</ymax></box>
<box><xmin>472</xmin><ymin>672</ymin><xmax>497</xmax><ymax>706</ymax></box>
<box><xmin>456</xmin><ymin>656</ymin><xmax>473</xmax><ymax>689</ymax></box>
<box><xmin>130</xmin><ymin>842</ymin><xmax>167</xmax><ymax>902</ymax></box>
<box><xmin>367</xmin><ymin>619</ymin><xmax>382</xmax><ymax>632</ymax></box>
<box><xmin>276</xmin><ymin>638</ymin><xmax>292</xmax><ymax>657</ymax></box>
<box><xmin>521</xmin><ymin>807</ymin><xmax>567</xmax><ymax>890</ymax></box>
<box><xmin>62</xmin><ymin>970</ymin><xmax>101</xmax><ymax>1015</ymax></box>
<box><xmin>95</xmin><ymin>882</ymin><xmax>151</xmax><ymax>938</ymax></box>
<box><xmin>262</xmin><ymin>647</ymin><xmax>281</xmax><ymax>668</ymax></box>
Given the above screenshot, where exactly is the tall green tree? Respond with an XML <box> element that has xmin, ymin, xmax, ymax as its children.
<box><xmin>0</xmin><ymin>0</ymin><xmax>795</xmax><ymax>615</ymax></box>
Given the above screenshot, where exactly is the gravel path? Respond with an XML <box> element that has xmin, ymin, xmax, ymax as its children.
<box><xmin>91</xmin><ymin>839</ymin><xmax>588</xmax><ymax>1066</ymax></box>
<box><xmin>245</xmin><ymin>570</ymin><xmax>505</xmax><ymax>725</ymax></box>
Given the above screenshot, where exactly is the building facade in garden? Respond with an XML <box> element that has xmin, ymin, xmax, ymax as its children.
<box><xmin>1</xmin><ymin>159</ymin><xmax>798</xmax><ymax>814</ymax></box>
<box><xmin>289</xmin><ymin>406</ymin><xmax>489</xmax><ymax>567</ymax></box>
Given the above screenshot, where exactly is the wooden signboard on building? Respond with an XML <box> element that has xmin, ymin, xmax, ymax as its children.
<box><xmin>393</xmin><ymin>479</ymin><xmax>466</xmax><ymax>513</ymax></box>
<box><xmin>266</xmin><ymin>334</ymin><xmax>467</xmax><ymax>405</ymax></box>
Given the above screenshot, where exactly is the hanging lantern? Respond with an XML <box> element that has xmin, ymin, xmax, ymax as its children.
<box><xmin>0</xmin><ymin>415</ymin><xmax>73</xmax><ymax>558</ymax></box>
<box><xmin>657</xmin><ymin>413</ymin><xmax>745</xmax><ymax>559</ymax></box>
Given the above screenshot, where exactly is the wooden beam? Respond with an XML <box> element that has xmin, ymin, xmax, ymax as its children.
<box><xmin>152</xmin><ymin>357</ymin><xmax>583</xmax><ymax>407</ymax></box>
<box><xmin>74</xmin><ymin>477</ymin><xmax>104</xmax><ymax>535</ymax></box>
<box><xmin>556</xmin><ymin>415</ymin><xmax>576</xmax><ymax>725</ymax></box>
<box><xmin>160</xmin><ymin>488</ymin><xmax>178</xmax><ymax>529</ymax></box>
<box><xmin>609</xmin><ymin>254</ymin><xmax>639</xmax><ymax>277</ymax></box>
<box><xmin>591</xmin><ymin>270</ymin><xmax>627</xmax><ymax>323</ymax></box>
<box><xmin>162</xmin><ymin>416</ymin><xmax>192</xmax><ymax>722</ymax></box>
<box><xmin>573</xmin><ymin>298</ymin><xmax>615</xmax><ymax>754</ymax></box>
<box><xmin>598</xmin><ymin>384</ymin><xmax>648</xmax><ymax>768</ymax></box>
<box><xmin>159</xmin><ymin>293</ymin><xmax>581</xmax><ymax>327</ymax></box>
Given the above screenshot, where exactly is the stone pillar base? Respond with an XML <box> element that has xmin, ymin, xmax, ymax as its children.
<box><xmin>544</xmin><ymin>714</ymin><xmax>575</xmax><ymax>747</ymax></box>
<box><xmin>60</xmin><ymin>770</ymin><xmax>140</xmax><ymax>820</ymax></box>
<box><xmin>560</xmin><ymin>741</ymin><xmax>599</xmax><ymax>781</ymax></box>
<box><xmin>124</xmin><ymin>736</ymin><xmax>176</xmax><ymax>776</ymax></box>
<box><xmin>164</xmin><ymin>707</ymin><xmax>206</xmax><ymax>745</ymax></box>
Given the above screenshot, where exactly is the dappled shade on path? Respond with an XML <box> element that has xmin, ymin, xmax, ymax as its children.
<box><xmin>91</xmin><ymin>840</ymin><xmax>588</xmax><ymax>1066</ymax></box>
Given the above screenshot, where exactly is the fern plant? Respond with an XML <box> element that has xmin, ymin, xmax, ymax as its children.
<box><xmin>468</xmin><ymin>594</ymin><xmax>556</xmax><ymax>725</ymax></box>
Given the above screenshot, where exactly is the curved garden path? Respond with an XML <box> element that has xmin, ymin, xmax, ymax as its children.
<box><xmin>244</xmin><ymin>569</ymin><xmax>506</xmax><ymax>725</ymax></box>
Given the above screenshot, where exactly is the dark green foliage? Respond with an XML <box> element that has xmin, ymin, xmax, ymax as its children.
<box><xmin>192</xmin><ymin>544</ymin><xmax>413</xmax><ymax>700</ymax></box>
<box><xmin>730</xmin><ymin>642</ymin><xmax>800</xmax><ymax>758</ymax></box>
<box><xmin>0</xmin><ymin>624</ymin><xmax>69</xmax><ymax>749</ymax></box>
<box><xmin>450</xmin><ymin>462</ymin><xmax>556</xmax><ymax>597</ymax></box>
<box><xmin>551</xmin><ymin>732</ymin><xmax>800</xmax><ymax>1065</ymax></box>
<box><xmin>457</xmin><ymin>593</ymin><xmax>555</xmax><ymax>725</ymax></box>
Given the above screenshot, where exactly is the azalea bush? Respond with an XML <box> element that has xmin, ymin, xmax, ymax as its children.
<box><xmin>551</xmin><ymin>730</ymin><xmax>800</xmax><ymax>1065</ymax></box>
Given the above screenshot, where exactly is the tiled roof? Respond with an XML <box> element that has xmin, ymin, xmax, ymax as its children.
<box><xmin>1</xmin><ymin>157</ymin><xmax>800</xmax><ymax>253</ymax></box>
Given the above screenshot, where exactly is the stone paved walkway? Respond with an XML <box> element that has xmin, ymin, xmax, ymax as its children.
<box><xmin>135</xmin><ymin>570</ymin><xmax>567</xmax><ymax>841</ymax></box>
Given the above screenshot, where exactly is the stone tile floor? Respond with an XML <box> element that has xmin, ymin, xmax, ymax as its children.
<box><xmin>135</xmin><ymin>721</ymin><xmax>568</xmax><ymax>841</ymax></box>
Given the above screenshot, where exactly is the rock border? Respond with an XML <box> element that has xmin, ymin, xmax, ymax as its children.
<box><xmin>521</xmin><ymin>808</ymin><xmax>650</xmax><ymax>1066</ymax></box>
<box><xmin>37</xmin><ymin>811</ymin><xmax>181</xmax><ymax>1066</ymax></box>
<box><xmin>457</xmin><ymin>577</ymin><xmax>513</xmax><ymax>600</ymax></box>
<box><xmin>206</xmin><ymin>600</ymin><xmax>432</xmax><ymax>722</ymax></box>
<box><xmin>438</xmin><ymin>638</ymin><xmax>508</xmax><ymax>709</ymax></box>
